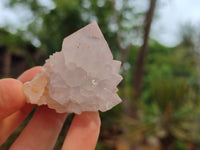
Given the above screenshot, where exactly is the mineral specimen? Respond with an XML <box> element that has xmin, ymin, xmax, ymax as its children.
<box><xmin>23</xmin><ymin>22</ymin><xmax>123</xmax><ymax>114</ymax></box>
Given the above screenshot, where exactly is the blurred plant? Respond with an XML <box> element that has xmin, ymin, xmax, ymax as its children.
<box><xmin>143</xmin><ymin>40</ymin><xmax>197</xmax><ymax>103</ymax></box>
<box><xmin>178</xmin><ymin>23</ymin><xmax>200</xmax><ymax>86</ymax></box>
<box><xmin>122</xmin><ymin>78</ymin><xmax>200</xmax><ymax>150</ymax></box>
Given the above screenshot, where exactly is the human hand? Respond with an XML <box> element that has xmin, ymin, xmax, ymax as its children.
<box><xmin>0</xmin><ymin>67</ymin><xmax>101</xmax><ymax>150</ymax></box>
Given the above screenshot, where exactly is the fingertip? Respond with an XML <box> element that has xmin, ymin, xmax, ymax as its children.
<box><xmin>75</xmin><ymin>111</ymin><xmax>101</xmax><ymax>131</ymax></box>
<box><xmin>62</xmin><ymin>111</ymin><xmax>101</xmax><ymax>150</ymax></box>
<box><xmin>18</xmin><ymin>66</ymin><xmax>42</xmax><ymax>83</ymax></box>
<box><xmin>0</xmin><ymin>78</ymin><xmax>26</xmax><ymax>119</ymax></box>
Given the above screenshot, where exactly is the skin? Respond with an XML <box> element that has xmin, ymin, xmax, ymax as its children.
<box><xmin>0</xmin><ymin>66</ymin><xmax>101</xmax><ymax>150</ymax></box>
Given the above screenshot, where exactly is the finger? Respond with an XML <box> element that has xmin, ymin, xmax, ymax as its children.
<box><xmin>0</xmin><ymin>104</ymin><xmax>34</xmax><ymax>145</ymax></box>
<box><xmin>0</xmin><ymin>67</ymin><xmax>41</xmax><ymax>145</ymax></box>
<box><xmin>18</xmin><ymin>66</ymin><xmax>42</xmax><ymax>83</ymax></box>
<box><xmin>10</xmin><ymin>106</ymin><xmax>67</xmax><ymax>150</ymax></box>
<box><xmin>0</xmin><ymin>79</ymin><xmax>26</xmax><ymax>120</ymax></box>
<box><xmin>0</xmin><ymin>66</ymin><xmax>42</xmax><ymax>120</ymax></box>
<box><xmin>62</xmin><ymin>112</ymin><xmax>101</xmax><ymax>150</ymax></box>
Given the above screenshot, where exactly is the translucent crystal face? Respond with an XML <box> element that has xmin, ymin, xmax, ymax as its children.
<box><xmin>23</xmin><ymin>22</ymin><xmax>123</xmax><ymax>114</ymax></box>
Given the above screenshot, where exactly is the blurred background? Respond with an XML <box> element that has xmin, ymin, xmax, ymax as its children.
<box><xmin>1</xmin><ymin>0</ymin><xmax>200</xmax><ymax>149</ymax></box>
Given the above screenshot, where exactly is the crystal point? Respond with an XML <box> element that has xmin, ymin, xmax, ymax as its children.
<box><xmin>23</xmin><ymin>22</ymin><xmax>123</xmax><ymax>114</ymax></box>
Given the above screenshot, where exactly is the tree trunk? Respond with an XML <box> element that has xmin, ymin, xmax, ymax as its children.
<box><xmin>132</xmin><ymin>0</ymin><xmax>157</xmax><ymax>100</ymax></box>
<box><xmin>3</xmin><ymin>51</ymin><xmax>11</xmax><ymax>77</ymax></box>
<box><xmin>160</xmin><ymin>133</ymin><xmax>175</xmax><ymax>150</ymax></box>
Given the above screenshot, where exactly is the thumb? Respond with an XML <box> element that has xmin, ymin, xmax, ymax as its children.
<box><xmin>0</xmin><ymin>78</ymin><xmax>26</xmax><ymax>120</ymax></box>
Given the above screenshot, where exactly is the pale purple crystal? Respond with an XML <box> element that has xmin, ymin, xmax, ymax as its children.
<box><xmin>23</xmin><ymin>22</ymin><xmax>123</xmax><ymax>114</ymax></box>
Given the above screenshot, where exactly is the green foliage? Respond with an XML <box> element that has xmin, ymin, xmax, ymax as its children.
<box><xmin>0</xmin><ymin>29</ymin><xmax>25</xmax><ymax>54</ymax></box>
<box><xmin>120</xmin><ymin>37</ymin><xmax>200</xmax><ymax>148</ymax></box>
<box><xmin>27</xmin><ymin>0</ymin><xmax>88</xmax><ymax>55</ymax></box>
<box><xmin>174</xmin><ymin>141</ymin><xmax>187</xmax><ymax>150</ymax></box>
<box><xmin>123</xmin><ymin>78</ymin><xmax>200</xmax><ymax>149</ymax></box>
